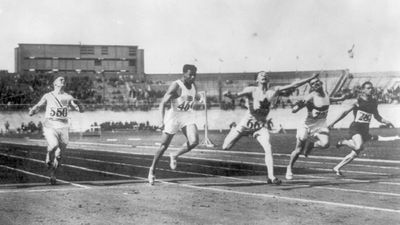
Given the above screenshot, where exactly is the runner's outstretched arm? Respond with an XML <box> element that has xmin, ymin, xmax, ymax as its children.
<box><xmin>328</xmin><ymin>101</ymin><xmax>356</xmax><ymax>129</ymax></box>
<box><xmin>223</xmin><ymin>87</ymin><xmax>253</xmax><ymax>99</ymax></box>
<box><xmin>29</xmin><ymin>96</ymin><xmax>47</xmax><ymax>116</ymax></box>
<box><xmin>277</xmin><ymin>73</ymin><xmax>319</xmax><ymax>94</ymax></box>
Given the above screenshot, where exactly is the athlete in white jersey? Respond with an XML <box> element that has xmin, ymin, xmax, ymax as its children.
<box><xmin>148</xmin><ymin>64</ymin><xmax>202</xmax><ymax>185</ymax></box>
<box><xmin>222</xmin><ymin>71</ymin><xmax>318</xmax><ymax>185</ymax></box>
<box><xmin>29</xmin><ymin>76</ymin><xmax>83</xmax><ymax>185</ymax></box>
<box><xmin>285</xmin><ymin>76</ymin><xmax>348</xmax><ymax>180</ymax></box>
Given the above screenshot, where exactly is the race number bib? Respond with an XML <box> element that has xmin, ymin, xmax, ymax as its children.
<box><xmin>176</xmin><ymin>101</ymin><xmax>194</xmax><ymax>111</ymax></box>
<box><xmin>354</xmin><ymin>110</ymin><xmax>372</xmax><ymax>123</ymax></box>
<box><xmin>311</xmin><ymin>109</ymin><xmax>328</xmax><ymax>119</ymax></box>
<box><xmin>49</xmin><ymin>107</ymin><xmax>68</xmax><ymax>118</ymax></box>
<box><xmin>246</xmin><ymin>119</ymin><xmax>265</xmax><ymax>130</ymax></box>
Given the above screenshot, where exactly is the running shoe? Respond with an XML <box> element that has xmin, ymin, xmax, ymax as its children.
<box><xmin>267</xmin><ymin>178</ymin><xmax>282</xmax><ymax>185</ymax></box>
<box><xmin>333</xmin><ymin>168</ymin><xmax>343</xmax><ymax>176</ymax></box>
<box><xmin>50</xmin><ymin>176</ymin><xmax>57</xmax><ymax>185</ymax></box>
<box><xmin>285</xmin><ymin>169</ymin><xmax>293</xmax><ymax>180</ymax></box>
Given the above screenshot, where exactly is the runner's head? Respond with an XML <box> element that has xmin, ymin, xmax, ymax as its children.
<box><xmin>256</xmin><ymin>71</ymin><xmax>270</xmax><ymax>85</ymax></box>
<box><xmin>182</xmin><ymin>64</ymin><xmax>197</xmax><ymax>85</ymax></box>
<box><xmin>309</xmin><ymin>76</ymin><xmax>323</xmax><ymax>92</ymax></box>
<box><xmin>53</xmin><ymin>76</ymin><xmax>65</xmax><ymax>88</ymax></box>
<box><xmin>361</xmin><ymin>81</ymin><xmax>374</xmax><ymax>97</ymax></box>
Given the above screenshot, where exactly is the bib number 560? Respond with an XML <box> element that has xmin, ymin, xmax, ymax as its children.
<box><xmin>50</xmin><ymin>108</ymin><xmax>68</xmax><ymax>117</ymax></box>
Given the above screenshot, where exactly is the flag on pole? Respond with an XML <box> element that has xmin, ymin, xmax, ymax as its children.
<box><xmin>348</xmin><ymin>44</ymin><xmax>355</xmax><ymax>58</ymax></box>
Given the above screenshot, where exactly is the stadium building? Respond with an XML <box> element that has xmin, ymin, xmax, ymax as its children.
<box><xmin>14</xmin><ymin>43</ymin><xmax>145</xmax><ymax>81</ymax></box>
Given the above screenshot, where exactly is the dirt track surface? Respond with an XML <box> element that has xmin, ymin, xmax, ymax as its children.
<box><xmin>0</xmin><ymin>129</ymin><xmax>399</xmax><ymax>225</ymax></box>
<box><xmin>1</xmin><ymin>181</ymin><xmax>399</xmax><ymax>225</ymax></box>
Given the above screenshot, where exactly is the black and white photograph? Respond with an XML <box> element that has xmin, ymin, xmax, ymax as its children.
<box><xmin>0</xmin><ymin>0</ymin><xmax>399</xmax><ymax>224</ymax></box>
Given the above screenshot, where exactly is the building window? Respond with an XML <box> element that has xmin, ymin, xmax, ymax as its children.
<box><xmin>101</xmin><ymin>46</ymin><xmax>108</xmax><ymax>55</ymax></box>
<box><xmin>80</xmin><ymin>46</ymin><xmax>94</xmax><ymax>55</ymax></box>
<box><xmin>129</xmin><ymin>47</ymin><xmax>136</xmax><ymax>56</ymax></box>
<box><xmin>94</xmin><ymin>59</ymin><xmax>102</xmax><ymax>66</ymax></box>
<box><xmin>128</xmin><ymin>59</ymin><xmax>136</xmax><ymax>66</ymax></box>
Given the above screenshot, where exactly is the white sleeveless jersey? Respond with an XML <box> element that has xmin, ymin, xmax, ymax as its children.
<box><xmin>44</xmin><ymin>91</ymin><xmax>74</xmax><ymax>125</ymax></box>
<box><xmin>236</xmin><ymin>87</ymin><xmax>276</xmax><ymax>133</ymax></box>
<box><xmin>304</xmin><ymin>91</ymin><xmax>330</xmax><ymax>126</ymax></box>
<box><xmin>246</xmin><ymin>87</ymin><xmax>276</xmax><ymax>121</ymax></box>
<box><xmin>170</xmin><ymin>80</ymin><xmax>196</xmax><ymax>112</ymax></box>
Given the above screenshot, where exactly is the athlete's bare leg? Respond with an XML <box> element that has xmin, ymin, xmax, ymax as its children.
<box><xmin>313</xmin><ymin>133</ymin><xmax>330</xmax><ymax>149</ymax></box>
<box><xmin>148</xmin><ymin>133</ymin><xmax>174</xmax><ymax>185</ymax></box>
<box><xmin>53</xmin><ymin>143</ymin><xmax>66</xmax><ymax>169</ymax></box>
<box><xmin>304</xmin><ymin>132</ymin><xmax>330</xmax><ymax>156</ymax></box>
<box><xmin>172</xmin><ymin>124</ymin><xmax>199</xmax><ymax>158</ymax></box>
<box><xmin>333</xmin><ymin>134</ymin><xmax>364</xmax><ymax>175</ymax></box>
<box><xmin>302</xmin><ymin>140</ymin><xmax>314</xmax><ymax>157</ymax></box>
<box><xmin>222</xmin><ymin>127</ymin><xmax>242</xmax><ymax>150</ymax></box>
<box><xmin>256</xmin><ymin>129</ymin><xmax>281</xmax><ymax>184</ymax></box>
<box><xmin>169</xmin><ymin>124</ymin><xmax>199</xmax><ymax>170</ymax></box>
<box><xmin>45</xmin><ymin>144</ymin><xmax>58</xmax><ymax>185</ymax></box>
<box><xmin>286</xmin><ymin>138</ymin><xmax>306</xmax><ymax>180</ymax></box>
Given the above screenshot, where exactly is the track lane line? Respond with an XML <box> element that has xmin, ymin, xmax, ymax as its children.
<box><xmin>10</xmin><ymin>139</ymin><xmax>400</xmax><ymax>164</ymax></box>
<box><xmin>9</xmin><ymin>150</ymin><xmax>400</xmax><ymax>198</ymax></box>
<box><xmin>172</xmin><ymin>182</ymin><xmax>400</xmax><ymax>214</ymax></box>
<box><xmin>0</xmin><ymin>165</ymin><xmax>89</xmax><ymax>189</ymax></box>
<box><xmin>1</xmin><ymin>144</ymin><xmax>393</xmax><ymax>177</ymax></box>
<box><xmin>2</xmin><ymin>151</ymin><xmax>400</xmax><ymax>213</ymax></box>
<box><xmin>5</xmin><ymin>148</ymin><xmax>400</xmax><ymax>189</ymax></box>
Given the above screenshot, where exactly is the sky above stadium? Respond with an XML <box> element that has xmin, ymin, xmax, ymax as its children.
<box><xmin>0</xmin><ymin>0</ymin><xmax>399</xmax><ymax>73</ymax></box>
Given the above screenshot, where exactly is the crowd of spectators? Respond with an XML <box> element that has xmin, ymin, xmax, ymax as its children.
<box><xmin>0</xmin><ymin>73</ymin><xmax>99</xmax><ymax>110</ymax></box>
<box><xmin>1</xmin><ymin>73</ymin><xmax>399</xmax><ymax>113</ymax></box>
<box><xmin>1</xmin><ymin>120</ymin><xmax>42</xmax><ymax>134</ymax></box>
<box><xmin>91</xmin><ymin>121</ymin><xmax>158</xmax><ymax>132</ymax></box>
<box><xmin>335</xmin><ymin>85</ymin><xmax>400</xmax><ymax>104</ymax></box>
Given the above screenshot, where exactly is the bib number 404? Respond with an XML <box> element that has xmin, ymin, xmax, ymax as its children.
<box><xmin>177</xmin><ymin>102</ymin><xmax>194</xmax><ymax>111</ymax></box>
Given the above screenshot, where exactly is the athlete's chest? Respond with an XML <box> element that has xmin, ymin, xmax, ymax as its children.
<box><xmin>48</xmin><ymin>93</ymin><xmax>70</xmax><ymax>107</ymax></box>
<box><xmin>306</xmin><ymin>95</ymin><xmax>330</xmax><ymax>119</ymax></box>
<box><xmin>251</xmin><ymin>89</ymin><xmax>273</xmax><ymax>109</ymax></box>
<box><xmin>353</xmin><ymin>99</ymin><xmax>377</xmax><ymax>123</ymax></box>
<box><xmin>356</xmin><ymin>99</ymin><xmax>376</xmax><ymax>113</ymax></box>
<box><xmin>312</xmin><ymin>94</ymin><xmax>330</xmax><ymax>108</ymax></box>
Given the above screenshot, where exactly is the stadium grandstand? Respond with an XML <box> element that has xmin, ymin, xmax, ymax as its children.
<box><xmin>0</xmin><ymin>43</ymin><xmax>398</xmax><ymax>113</ymax></box>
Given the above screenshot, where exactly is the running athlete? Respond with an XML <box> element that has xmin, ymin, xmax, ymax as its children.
<box><xmin>222</xmin><ymin>71</ymin><xmax>318</xmax><ymax>185</ymax></box>
<box><xmin>29</xmin><ymin>76</ymin><xmax>83</xmax><ymax>185</ymax></box>
<box><xmin>328</xmin><ymin>81</ymin><xmax>394</xmax><ymax>176</ymax></box>
<box><xmin>285</xmin><ymin>76</ymin><xmax>348</xmax><ymax>180</ymax></box>
<box><xmin>148</xmin><ymin>64</ymin><xmax>202</xmax><ymax>185</ymax></box>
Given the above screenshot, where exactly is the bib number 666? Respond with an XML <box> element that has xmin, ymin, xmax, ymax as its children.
<box><xmin>246</xmin><ymin>120</ymin><xmax>264</xmax><ymax>130</ymax></box>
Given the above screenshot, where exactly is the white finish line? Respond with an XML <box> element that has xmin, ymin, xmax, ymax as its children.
<box><xmin>0</xmin><ymin>165</ymin><xmax>89</xmax><ymax>189</ymax></box>
<box><xmin>174</xmin><ymin>182</ymin><xmax>400</xmax><ymax>214</ymax></box>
